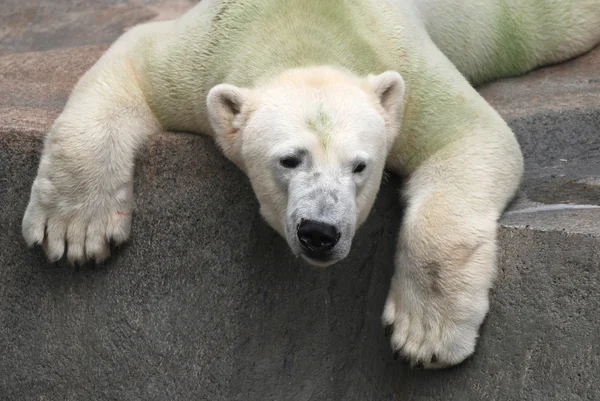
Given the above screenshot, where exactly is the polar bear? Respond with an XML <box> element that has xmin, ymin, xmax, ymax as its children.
<box><xmin>22</xmin><ymin>0</ymin><xmax>600</xmax><ymax>368</ymax></box>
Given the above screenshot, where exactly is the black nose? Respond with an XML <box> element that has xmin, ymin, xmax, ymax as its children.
<box><xmin>297</xmin><ymin>220</ymin><xmax>340</xmax><ymax>254</ymax></box>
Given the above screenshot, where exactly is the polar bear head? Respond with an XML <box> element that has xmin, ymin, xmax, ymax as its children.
<box><xmin>207</xmin><ymin>66</ymin><xmax>404</xmax><ymax>266</ymax></box>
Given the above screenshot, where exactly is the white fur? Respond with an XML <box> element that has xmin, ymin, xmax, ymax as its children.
<box><xmin>383</xmin><ymin>132</ymin><xmax>522</xmax><ymax>367</ymax></box>
<box><xmin>22</xmin><ymin>24</ymin><xmax>162</xmax><ymax>263</ymax></box>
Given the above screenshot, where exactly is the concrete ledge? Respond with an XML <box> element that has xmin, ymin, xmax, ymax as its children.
<box><xmin>1</xmin><ymin>22</ymin><xmax>599</xmax><ymax>401</ymax></box>
<box><xmin>480</xmin><ymin>46</ymin><xmax>600</xmax><ymax>118</ymax></box>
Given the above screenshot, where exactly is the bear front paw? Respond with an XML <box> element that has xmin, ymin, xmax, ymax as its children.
<box><xmin>382</xmin><ymin>243</ymin><xmax>495</xmax><ymax>368</ymax></box>
<box><xmin>382</xmin><ymin>288</ymin><xmax>485</xmax><ymax>369</ymax></box>
<box><xmin>22</xmin><ymin>175</ymin><xmax>133</xmax><ymax>264</ymax></box>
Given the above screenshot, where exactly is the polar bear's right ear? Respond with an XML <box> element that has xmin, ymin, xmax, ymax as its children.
<box><xmin>366</xmin><ymin>71</ymin><xmax>405</xmax><ymax>123</ymax></box>
<box><xmin>206</xmin><ymin>84</ymin><xmax>252</xmax><ymax>166</ymax></box>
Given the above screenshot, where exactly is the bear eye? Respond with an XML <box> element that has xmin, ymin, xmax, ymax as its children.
<box><xmin>353</xmin><ymin>162</ymin><xmax>366</xmax><ymax>174</ymax></box>
<box><xmin>280</xmin><ymin>156</ymin><xmax>302</xmax><ymax>169</ymax></box>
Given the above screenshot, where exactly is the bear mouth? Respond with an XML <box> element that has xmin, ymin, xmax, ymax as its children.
<box><xmin>300</xmin><ymin>254</ymin><xmax>340</xmax><ymax>268</ymax></box>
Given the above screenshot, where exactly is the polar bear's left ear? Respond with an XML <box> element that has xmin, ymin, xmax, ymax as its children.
<box><xmin>207</xmin><ymin>84</ymin><xmax>252</xmax><ymax>166</ymax></box>
<box><xmin>366</xmin><ymin>71</ymin><xmax>405</xmax><ymax>122</ymax></box>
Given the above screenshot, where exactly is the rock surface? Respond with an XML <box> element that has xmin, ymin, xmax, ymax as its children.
<box><xmin>1</xmin><ymin>2</ymin><xmax>599</xmax><ymax>400</ymax></box>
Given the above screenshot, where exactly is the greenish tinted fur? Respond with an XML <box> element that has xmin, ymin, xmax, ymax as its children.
<box><xmin>486</xmin><ymin>1</ymin><xmax>533</xmax><ymax>83</ymax></box>
<box><xmin>138</xmin><ymin>0</ymin><xmax>596</xmax><ymax>172</ymax></box>
<box><xmin>476</xmin><ymin>0</ymin><xmax>553</xmax><ymax>84</ymax></box>
<box><xmin>306</xmin><ymin>105</ymin><xmax>334</xmax><ymax>149</ymax></box>
<box><xmin>143</xmin><ymin>0</ymin><xmax>403</xmax><ymax>133</ymax></box>
<box><xmin>141</xmin><ymin>0</ymin><xmax>477</xmax><ymax>172</ymax></box>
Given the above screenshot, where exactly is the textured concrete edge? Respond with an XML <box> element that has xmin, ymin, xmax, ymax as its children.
<box><xmin>3</xmin><ymin>109</ymin><xmax>598</xmax><ymax>240</ymax></box>
<box><xmin>499</xmin><ymin>104</ymin><xmax>600</xmax><ymax>237</ymax></box>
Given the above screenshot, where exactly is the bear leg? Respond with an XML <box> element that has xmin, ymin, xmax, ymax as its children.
<box><xmin>21</xmin><ymin>23</ymin><xmax>169</xmax><ymax>264</ymax></box>
<box><xmin>383</xmin><ymin>133</ymin><xmax>523</xmax><ymax>368</ymax></box>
